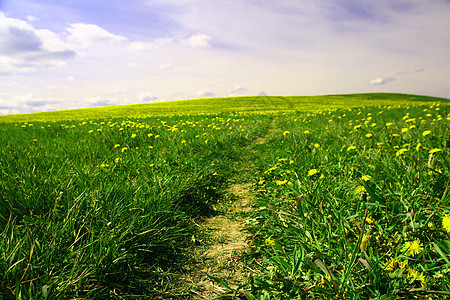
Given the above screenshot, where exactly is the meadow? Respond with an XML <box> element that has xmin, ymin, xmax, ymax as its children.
<box><xmin>0</xmin><ymin>93</ymin><xmax>449</xmax><ymax>299</ymax></box>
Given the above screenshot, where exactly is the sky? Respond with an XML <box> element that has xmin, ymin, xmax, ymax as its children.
<box><xmin>0</xmin><ymin>0</ymin><xmax>449</xmax><ymax>115</ymax></box>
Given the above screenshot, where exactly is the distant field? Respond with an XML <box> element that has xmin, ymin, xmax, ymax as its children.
<box><xmin>0</xmin><ymin>93</ymin><xmax>447</xmax><ymax>123</ymax></box>
<box><xmin>1</xmin><ymin>93</ymin><xmax>449</xmax><ymax>299</ymax></box>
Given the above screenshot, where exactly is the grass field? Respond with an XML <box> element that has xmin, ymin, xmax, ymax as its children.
<box><xmin>0</xmin><ymin>93</ymin><xmax>449</xmax><ymax>299</ymax></box>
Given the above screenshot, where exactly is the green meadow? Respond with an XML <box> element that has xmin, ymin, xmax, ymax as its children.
<box><xmin>0</xmin><ymin>93</ymin><xmax>449</xmax><ymax>299</ymax></box>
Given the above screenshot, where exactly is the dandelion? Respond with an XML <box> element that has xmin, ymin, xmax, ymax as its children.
<box><xmin>361</xmin><ymin>175</ymin><xmax>372</xmax><ymax>182</ymax></box>
<box><xmin>386</xmin><ymin>122</ymin><xmax>393</xmax><ymax>127</ymax></box>
<box><xmin>402</xmin><ymin>240</ymin><xmax>423</xmax><ymax>256</ymax></box>
<box><xmin>396</xmin><ymin>148</ymin><xmax>408</xmax><ymax>156</ymax></box>
<box><xmin>265</xmin><ymin>237</ymin><xmax>275</xmax><ymax>246</ymax></box>
<box><xmin>121</xmin><ymin>147</ymin><xmax>128</xmax><ymax>153</ymax></box>
<box><xmin>347</xmin><ymin>146</ymin><xmax>356</xmax><ymax>151</ymax></box>
<box><xmin>283</xmin><ymin>130</ymin><xmax>290</xmax><ymax>135</ymax></box>
<box><xmin>429</xmin><ymin>148</ymin><xmax>442</xmax><ymax>154</ymax></box>
<box><xmin>354</xmin><ymin>186</ymin><xmax>366</xmax><ymax>194</ymax></box>
<box><xmin>114</xmin><ymin>158</ymin><xmax>121</xmax><ymax>163</ymax></box>
<box><xmin>371</xmin><ymin>123</ymin><xmax>377</xmax><ymax>127</ymax></box>
<box><xmin>308</xmin><ymin>169</ymin><xmax>318</xmax><ymax>176</ymax></box>
<box><xmin>276</xmin><ymin>179</ymin><xmax>288</xmax><ymax>186</ymax></box>
<box><xmin>258</xmin><ymin>178</ymin><xmax>266</xmax><ymax>185</ymax></box>
<box><xmin>409</xmin><ymin>125</ymin><xmax>416</xmax><ymax>129</ymax></box>
<box><xmin>365</xmin><ymin>216</ymin><xmax>374</xmax><ymax>224</ymax></box>
<box><xmin>314</xmin><ymin>143</ymin><xmax>320</xmax><ymax>149</ymax></box>
<box><xmin>385</xmin><ymin>258</ymin><xmax>407</xmax><ymax>271</ymax></box>
<box><xmin>416</xmin><ymin>143</ymin><xmax>421</xmax><ymax>151</ymax></box>
<box><xmin>407</xmin><ymin>268</ymin><xmax>426</xmax><ymax>286</ymax></box>
<box><xmin>304</xmin><ymin>130</ymin><xmax>310</xmax><ymax>134</ymax></box>
<box><xmin>442</xmin><ymin>215</ymin><xmax>450</xmax><ymax>232</ymax></box>
<box><xmin>114</xmin><ymin>144</ymin><xmax>120</xmax><ymax>148</ymax></box>
<box><xmin>365</xmin><ymin>133</ymin><xmax>373</xmax><ymax>138</ymax></box>
<box><xmin>401</xmin><ymin>128</ymin><xmax>409</xmax><ymax>133</ymax></box>
<box><xmin>422</xmin><ymin>130</ymin><xmax>431</xmax><ymax>136</ymax></box>
<box><xmin>131</xmin><ymin>133</ymin><xmax>137</xmax><ymax>138</ymax></box>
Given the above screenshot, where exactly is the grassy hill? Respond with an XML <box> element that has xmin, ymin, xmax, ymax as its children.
<box><xmin>0</xmin><ymin>93</ymin><xmax>448</xmax><ymax>123</ymax></box>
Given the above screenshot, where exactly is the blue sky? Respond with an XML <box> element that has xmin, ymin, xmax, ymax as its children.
<box><xmin>0</xmin><ymin>0</ymin><xmax>449</xmax><ymax>114</ymax></box>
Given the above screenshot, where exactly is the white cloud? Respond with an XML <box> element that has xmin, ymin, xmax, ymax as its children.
<box><xmin>0</xmin><ymin>12</ymin><xmax>76</xmax><ymax>75</ymax></box>
<box><xmin>159</xmin><ymin>62</ymin><xmax>172</xmax><ymax>70</ymax></box>
<box><xmin>368</xmin><ymin>77</ymin><xmax>396</xmax><ymax>86</ymax></box>
<box><xmin>65</xmin><ymin>23</ymin><xmax>128</xmax><ymax>49</ymax></box>
<box><xmin>139</xmin><ymin>92</ymin><xmax>158</xmax><ymax>102</ymax></box>
<box><xmin>196</xmin><ymin>88</ymin><xmax>215</xmax><ymax>97</ymax></box>
<box><xmin>181</xmin><ymin>34</ymin><xmax>211</xmax><ymax>48</ymax></box>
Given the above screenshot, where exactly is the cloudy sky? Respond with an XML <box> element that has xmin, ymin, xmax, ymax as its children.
<box><xmin>0</xmin><ymin>0</ymin><xmax>449</xmax><ymax>115</ymax></box>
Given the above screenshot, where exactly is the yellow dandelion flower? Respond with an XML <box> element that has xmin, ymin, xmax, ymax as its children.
<box><xmin>429</xmin><ymin>148</ymin><xmax>442</xmax><ymax>154</ymax></box>
<box><xmin>422</xmin><ymin>130</ymin><xmax>431</xmax><ymax>136</ymax></box>
<box><xmin>131</xmin><ymin>133</ymin><xmax>137</xmax><ymax>138</ymax></box>
<box><xmin>365</xmin><ymin>216</ymin><xmax>374</xmax><ymax>224</ymax></box>
<box><xmin>402</xmin><ymin>240</ymin><xmax>423</xmax><ymax>256</ymax></box>
<box><xmin>401</xmin><ymin>128</ymin><xmax>409</xmax><ymax>133</ymax></box>
<box><xmin>416</xmin><ymin>143</ymin><xmax>421</xmax><ymax>151</ymax></box>
<box><xmin>385</xmin><ymin>258</ymin><xmax>407</xmax><ymax>271</ymax></box>
<box><xmin>361</xmin><ymin>175</ymin><xmax>372</xmax><ymax>182</ymax></box>
<box><xmin>276</xmin><ymin>179</ymin><xmax>288</xmax><ymax>186</ymax></box>
<box><xmin>365</xmin><ymin>133</ymin><xmax>373</xmax><ymax>138</ymax></box>
<box><xmin>258</xmin><ymin>178</ymin><xmax>266</xmax><ymax>185</ymax></box>
<box><xmin>353</xmin><ymin>185</ymin><xmax>366</xmax><ymax>194</ymax></box>
<box><xmin>314</xmin><ymin>143</ymin><xmax>320</xmax><ymax>149</ymax></box>
<box><xmin>265</xmin><ymin>237</ymin><xmax>275</xmax><ymax>246</ymax></box>
<box><xmin>304</xmin><ymin>130</ymin><xmax>310</xmax><ymax>134</ymax></box>
<box><xmin>354</xmin><ymin>125</ymin><xmax>362</xmax><ymax>130</ymax></box>
<box><xmin>396</xmin><ymin>148</ymin><xmax>409</xmax><ymax>156</ymax></box>
<box><xmin>308</xmin><ymin>169</ymin><xmax>318</xmax><ymax>176</ymax></box>
<box><xmin>347</xmin><ymin>146</ymin><xmax>356</xmax><ymax>151</ymax></box>
<box><xmin>114</xmin><ymin>144</ymin><xmax>120</xmax><ymax>148</ymax></box>
<box><xmin>407</xmin><ymin>268</ymin><xmax>426</xmax><ymax>286</ymax></box>
<box><xmin>386</xmin><ymin>123</ymin><xmax>393</xmax><ymax>127</ymax></box>
<box><xmin>121</xmin><ymin>147</ymin><xmax>128</xmax><ymax>153</ymax></box>
<box><xmin>283</xmin><ymin>130</ymin><xmax>290</xmax><ymax>135</ymax></box>
<box><xmin>442</xmin><ymin>215</ymin><xmax>450</xmax><ymax>233</ymax></box>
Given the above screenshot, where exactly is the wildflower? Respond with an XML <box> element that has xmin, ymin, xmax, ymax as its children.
<box><xmin>114</xmin><ymin>158</ymin><xmax>121</xmax><ymax>163</ymax></box>
<box><xmin>354</xmin><ymin>125</ymin><xmax>362</xmax><ymax>130</ymax></box>
<box><xmin>422</xmin><ymin>130</ymin><xmax>431</xmax><ymax>136</ymax></box>
<box><xmin>429</xmin><ymin>148</ymin><xmax>442</xmax><ymax>154</ymax></box>
<box><xmin>314</xmin><ymin>143</ymin><xmax>320</xmax><ymax>149</ymax></box>
<box><xmin>407</xmin><ymin>268</ymin><xmax>426</xmax><ymax>286</ymax></box>
<box><xmin>401</xmin><ymin>128</ymin><xmax>409</xmax><ymax>133</ymax></box>
<box><xmin>442</xmin><ymin>215</ymin><xmax>450</xmax><ymax>232</ymax></box>
<box><xmin>392</xmin><ymin>134</ymin><xmax>400</xmax><ymax>137</ymax></box>
<box><xmin>100</xmin><ymin>164</ymin><xmax>110</xmax><ymax>168</ymax></box>
<box><xmin>276</xmin><ymin>179</ymin><xmax>288</xmax><ymax>186</ymax></box>
<box><xmin>148</xmin><ymin>133</ymin><xmax>153</xmax><ymax>137</ymax></box>
<box><xmin>354</xmin><ymin>186</ymin><xmax>366</xmax><ymax>194</ymax></box>
<box><xmin>371</xmin><ymin>123</ymin><xmax>377</xmax><ymax>127</ymax></box>
<box><xmin>304</xmin><ymin>130</ymin><xmax>310</xmax><ymax>134</ymax></box>
<box><xmin>365</xmin><ymin>133</ymin><xmax>373</xmax><ymax>138</ymax></box>
<box><xmin>402</xmin><ymin>240</ymin><xmax>423</xmax><ymax>256</ymax></box>
<box><xmin>365</xmin><ymin>216</ymin><xmax>374</xmax><ymax>224</ymax></box>
<box><xmin>416</xmin><ymin>143</ymin><xmax>421</xmax><ymax>151</ymax></box>
<box><xmin>409</xmin><ymin>125</ymin><xmax>416</xmax><ymax>129</ymax></box>
<box><xmin>361</xmin><ymin>175</ymin><xmax>372</xmax><ymax>182</ymax></box>
<box><xmin>308</xmin><ymin>169</ymin><xmax>318</xmax><ymax>176</ymax></box>
<box><xmin>114</xmin><ymin>144</ymin><xmax>120</xmax><ymax>148</ymax></box>
<box><xmin>121</xmin><ymin>147</ymin><xmax>128</xmax><ymax>153</ymax></box>
<box><xmin>131</xmin><ymin>133</ymin><xmax>137</xmax><ymax>138</ymax></box>
<box><xmin>347</xmin><ymin>146</ymin><xmax>356</xmax><ymax>151</ymax></box>
<box><xmin>278</xmin><ymin>158</ymin><xmax>287</xmax><ymax>162</ymax></box>
<box><xmin>396</xmin><ymin>148</ymin><xmax>409</xmax><ymax>156</ymax></box>
<box><xmin>385</xmin><ymin>258</ymin><xmax>407</xmax><ymax>271</ymax></box>
<box><xmin>386</xmin><ymin>123</ymin><xmax>393</xmax><ymax>127</ymax></box>
<box><xmin>265</xmin><ymin>237</ymin><xmax>275</xmax><ymax>246</ymax></box>
<box><xmin>258</xmin><ymin>178</ymin><xmax>266</xmax><ymax>185</ymax></box>
<box><xmin>283</xmin><ymin>130</ymin><xmax>290</xmax><ymax>135</ymax></box>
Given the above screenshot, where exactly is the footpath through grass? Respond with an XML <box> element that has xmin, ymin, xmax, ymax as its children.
<box><xmin>0</xmin><ymin>94</ymin><xmax>449</xmax><ymax>299</ymax></box>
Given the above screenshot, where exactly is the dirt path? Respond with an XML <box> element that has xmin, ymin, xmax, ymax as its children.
<box><xmin>184</xmin><ymin>119</ymin><xmax>278</xmax><ymax>299</ymax></box>
<box><xmin>185</xmin><ymin>182</ymin><xmax>253</xmax><ymax>299</ymax></box>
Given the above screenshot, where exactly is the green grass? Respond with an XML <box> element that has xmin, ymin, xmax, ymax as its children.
<box><xmin>0</xmin><ymin>94</ymin><xmax>449</xmax><ymax>299</ymax></box>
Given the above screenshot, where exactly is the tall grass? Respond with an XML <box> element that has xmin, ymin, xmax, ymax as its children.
<box><xmin>244</xmin><ymin>103</ymin><xmax>449</xmax><ymax>299</ymax></box>
<box><xmin>0</xmin><ymin>114</ymin><xmax>270</xmax><ymax>298</ymax></box>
